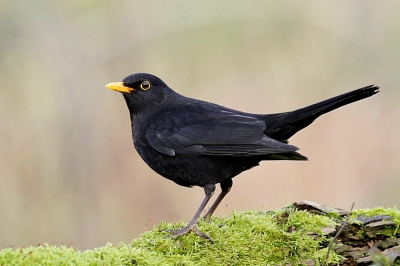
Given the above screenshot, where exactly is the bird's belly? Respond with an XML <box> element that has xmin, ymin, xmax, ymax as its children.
<box><xmin>135</xmin><ymin>143</ymin><xmax>260</xmax><ymax>187</ymax></box>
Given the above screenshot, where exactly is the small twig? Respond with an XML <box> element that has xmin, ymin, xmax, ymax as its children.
<box><xmin>322</xmin><ymin>201</ymin><xmax>355</xmax><ymax>266</ymax></box>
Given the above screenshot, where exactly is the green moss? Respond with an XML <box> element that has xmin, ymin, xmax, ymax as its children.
<box><xmin>351</xmin><ymin>206</ymin><xmax>400</xmax><ymax>223</ymax></box>
<box><xmin>351</xmin><ymin>206</ymin><xmax>400</xmax><ymax>236</ymax></box>
<box><xmin>0</xmin><ymin>208</ymin><xmax>362</xmax><ymax>266</ymax></box>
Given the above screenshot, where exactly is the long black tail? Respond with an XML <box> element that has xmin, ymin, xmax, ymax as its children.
<box><xmin>262</xmin><ymin>85</ymin><xmax>380</xmax><ymax>141</ymax></box>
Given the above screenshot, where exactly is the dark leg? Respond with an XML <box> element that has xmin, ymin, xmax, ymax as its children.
<box><xmin>203</xmin><ymin>179</ymin><xmax>233</xmax><ymax>219</ymax></box>
<box><xmin>168</xmin><ymin>184</ymin><xmax>216</xmax><ymax>243</ymax></box>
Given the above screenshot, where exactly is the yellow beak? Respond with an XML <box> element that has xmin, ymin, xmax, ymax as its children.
<box><xmin>105</xmin><ymin>82</ymin><xmax>134</xmax><ymax>93</ymax></box>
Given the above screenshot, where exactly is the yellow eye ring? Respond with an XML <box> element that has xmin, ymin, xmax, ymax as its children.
<box><xmin>140</xmin><ymin>81</ymin><xmax>151</xmax><ymax>90</ymax></box>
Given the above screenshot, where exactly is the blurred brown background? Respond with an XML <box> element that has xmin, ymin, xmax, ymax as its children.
<box><xmin>1</xmin><ymin>0</ymin><xmax>399</xmax><ymax>250</ymax></box>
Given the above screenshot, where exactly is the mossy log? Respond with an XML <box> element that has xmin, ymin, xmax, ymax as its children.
<box><xmin>294</xmin><ymin>201</ymin><xmax>400</xmax><ymax>265</ymax></box>
<box><xmin>1</xmin><ymin>201</ymin><xmax>399</xmax><ymax>265</ymax></box>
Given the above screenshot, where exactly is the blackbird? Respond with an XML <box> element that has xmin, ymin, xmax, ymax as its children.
<box><xmin>106</xmin><ymin>73</ymin><xmax>379</xmax><ymax>242</ymax></box>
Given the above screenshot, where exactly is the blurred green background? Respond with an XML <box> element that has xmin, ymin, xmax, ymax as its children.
<box><xmin>1</xmin><ymin>0</ymin><xmax>399</xmax><ymax>250</ymax></box>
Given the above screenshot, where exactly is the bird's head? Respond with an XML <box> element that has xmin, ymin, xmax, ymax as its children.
<box><xmin>106</xmin><ymin>73</ymin><xmax>175</xmax><ymax>115</ymax></box>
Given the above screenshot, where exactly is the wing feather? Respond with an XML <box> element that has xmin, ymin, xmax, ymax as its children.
<box><xmin>146</xmin><ymin>107</ymin><xmax>300</xmax><ymax>157</ymax></box>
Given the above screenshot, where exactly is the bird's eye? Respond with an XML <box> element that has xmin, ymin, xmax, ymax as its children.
<box><xmin>140</xmin><ymin>81</ymin><xmax>151</xmax><ymax>90</ymax></box>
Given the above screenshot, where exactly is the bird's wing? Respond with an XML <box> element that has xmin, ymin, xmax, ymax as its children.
<box><xmin>146</xmin><ymin>108</ymin><xmax>300</xmax><ymax>157</ymax></box>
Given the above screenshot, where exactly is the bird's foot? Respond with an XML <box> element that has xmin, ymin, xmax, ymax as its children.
<box><xmin>165</xmin><ymin>224</ymin><xmax>214</xmax><ymax>244</ymax></box>
<box><xmin>202</xmin><ymin>212</ymin><xmax>212</xmax><ymax>221</ymax></box>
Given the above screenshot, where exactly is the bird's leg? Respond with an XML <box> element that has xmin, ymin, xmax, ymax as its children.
<box><xmin>203</xmin><ymin>179</ymin><xmax>233</xmax><ymax>219</ymax></box>
<box><xmin>168</xmin><ymin>184</ymin><xmax>215</xmax><ymax>243</ymax></box>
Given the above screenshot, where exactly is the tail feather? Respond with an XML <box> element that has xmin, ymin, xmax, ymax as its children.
<box><xmin>262</xmin><ymin>85</ymin><xmax>380</xmax><ymax>141</ymax></box>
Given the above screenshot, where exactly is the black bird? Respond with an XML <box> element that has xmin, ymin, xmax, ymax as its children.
<box><xmin>106</xmin><ymin>73</ymin><xmax>379</xmax><ymax>242</ymax></box>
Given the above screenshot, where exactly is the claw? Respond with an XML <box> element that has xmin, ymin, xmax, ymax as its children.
<box><xmin>167</xmin><ymin>224</ymin><xmax>214</xmax><ymax>244</ymax></box>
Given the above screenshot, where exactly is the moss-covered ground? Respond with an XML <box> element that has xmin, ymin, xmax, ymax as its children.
<box><xmin>1</xmin><ymin>205</ymin><xmax>399</xmax><ymax>265</ymax></box>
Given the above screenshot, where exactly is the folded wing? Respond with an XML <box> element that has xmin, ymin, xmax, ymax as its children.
<box><xmin>146</xmin><ymin>108</ymin><xmax>305</xmax><ymax>159</ymax></box>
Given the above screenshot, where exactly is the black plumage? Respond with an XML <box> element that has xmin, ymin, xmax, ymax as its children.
<box><xmin>106</xmin><ymin>73</ymin><xmax>379</xmax><ymax>242</ymax></box>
